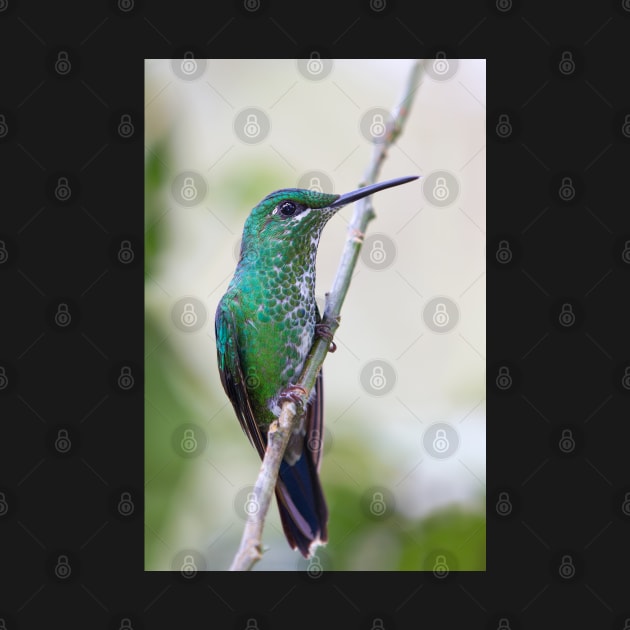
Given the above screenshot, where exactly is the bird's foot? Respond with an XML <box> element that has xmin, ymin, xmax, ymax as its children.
<box><xmin>278</xmin><ymin>384</ymin><xmax>308</xmax><ymax>407</ymax></box>
<box><xmin>315</xmin><ymin>321</ymin><xmax>339</xmax><ymax>353</ymax></box>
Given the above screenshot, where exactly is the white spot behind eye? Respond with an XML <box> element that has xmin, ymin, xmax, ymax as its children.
<box><xmin>290</xmin><ymin>208</ymin><xmax>311</xmax><ymax>222</ymax></box>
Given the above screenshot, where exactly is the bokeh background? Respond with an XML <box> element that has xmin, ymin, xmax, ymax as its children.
<box><xmin>145</xmin><ymin>58</ymin><xmax>486</xmax><ymax>571</ymax></box>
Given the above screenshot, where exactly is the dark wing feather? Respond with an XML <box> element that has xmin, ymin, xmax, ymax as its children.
<box><xmin>215</xmin><ymin>300</ymin><xmax>266</xmax><ymax>459</ymax></box>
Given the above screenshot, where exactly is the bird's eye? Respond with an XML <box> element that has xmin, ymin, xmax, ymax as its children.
<box><xmin>279</xmin><ymin>201</ymin><xmax>297</xmax><ymax>216</ymax></box>
<box><xmin>275</xmin><ymin>200</ymin><xmax>301</xmax><ymax>217</ymax></box>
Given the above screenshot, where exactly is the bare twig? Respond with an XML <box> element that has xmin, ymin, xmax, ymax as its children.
<box><xmin>229</xmin><ymin>59</ymin><xmax>424</xmax><ymax>571</ymax></box>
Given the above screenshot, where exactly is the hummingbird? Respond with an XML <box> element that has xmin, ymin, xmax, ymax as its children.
<box><xmin>215</xmin><ymin>175</ymin><xmax>418</xmax><ymax>557</ymax></box>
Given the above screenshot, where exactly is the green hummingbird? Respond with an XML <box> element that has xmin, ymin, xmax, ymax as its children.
<box><xmin>215</xmin><ymin>175</ymin><xmax>418</xmax><ymax>557</ymax></box>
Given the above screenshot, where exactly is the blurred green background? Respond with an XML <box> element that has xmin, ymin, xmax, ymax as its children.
<box><xmin>145</xmin><ymin>59</ymin><xmax>486</xmax><ymax>571</ymax></box>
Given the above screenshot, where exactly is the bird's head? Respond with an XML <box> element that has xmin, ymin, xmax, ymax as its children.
<box><xmin>238</xmin><ymin>176</ymin><xmax>418</xmax><ymax>264</ymax></box>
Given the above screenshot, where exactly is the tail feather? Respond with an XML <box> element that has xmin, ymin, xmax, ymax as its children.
<box><xmin>276</xmin><ymin>452</ymin><xmax>328</xmax><ymax>557</ymax></box>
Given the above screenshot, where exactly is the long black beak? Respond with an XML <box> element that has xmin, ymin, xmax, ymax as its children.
<box><xmin>330</xmin><ymin>175</ymin><xmax>419</xmax><ymax>209</ymax></box>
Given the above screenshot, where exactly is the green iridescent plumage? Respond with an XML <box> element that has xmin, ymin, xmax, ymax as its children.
<box><xmin>215</xmin><ymin>176</ymin><xmax>418</xmax><ymax>556</ymax></box>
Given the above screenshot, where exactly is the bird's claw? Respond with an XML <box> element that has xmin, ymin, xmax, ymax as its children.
<box><xmin>315</xmin><ymin>322</ymin><xmax>337</xmax><ymax>353</ymax></box>
<box><xmin>278</xmin><ymin>384</ymin><xmax>308</xmax><ymax>406</ymax></box>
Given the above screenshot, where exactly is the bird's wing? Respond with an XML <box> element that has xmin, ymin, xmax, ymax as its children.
<box><xmin>215</xmin><ymin>299</ymin><xmax>266</xmax><ymax>459</ymax></box>
<box><xmin>308</xmin><ymin>368</ymin><xmax>324</xmax><ymax>471</ymax></box>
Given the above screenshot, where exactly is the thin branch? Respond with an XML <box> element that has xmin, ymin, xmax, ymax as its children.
<box><xmin>228</xmin><ymin>402</ymin><xmax>297</xmax><ymax>570</ymax></box>
<box><xmin>229</xmin><ymin>59</ymin><xmax>424</xmax><ymax>571</ymax></box>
